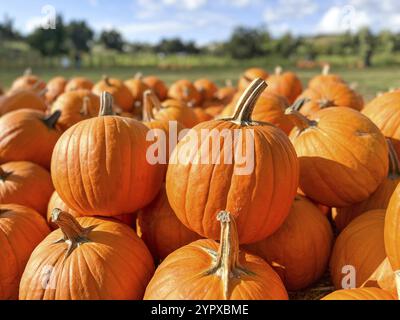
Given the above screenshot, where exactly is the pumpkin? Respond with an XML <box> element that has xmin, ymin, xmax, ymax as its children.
<box><xmin>51</xmin><ymin>92</ymin><xmax>164</xmax><ymax>216</ymax></box>
<box><xmin>0</xmin><ymin>161</ymin><xmax>54</xmax><ymax>216</ymax></box>
<box><xmin>0</xmin><ymin>109</ymin><xmax>62</xmax><ymax>169</ymax></box>
<box><xmin>265</xmin><ymin>66</ymin><xmax>303</xmax><ymax>104</ymax></box>
<box><xmin>308</xmin><ymin>64</ymin><xmax>344</xmax><ymax>89</ymax></box>
<box><xmin>50</xmin><ymin>90</ymin><xmax>100</xmax><ymax>131</ymax></box>
<box><xmin>330</xmin><ymin>210</ymin><xmax>386</xmax><ymax>289</ymax></box>
<box><xmin>0</xmin><ymin>204</ymin><xmax>50</xmax><ymax>300</ymax></box>
<box><xmin>363</xmin><ymin>257</ymin><xmax>398</xmax><ymax>298</ymax></box>
<box><xmin>244</xmin><ymin>195</ymin><xmax>333</xmax><ymax>291</ymax></box>
<box><xmin>332</xmin><ymin>140</ymin><xmax>400</xmax><ymax>231</ymax></box>
<box><xmin>150</xmin><ymin>98</ymin><xmax>199</xmax><ymax>128</ymax></box>
<box><xmin>194</xmin><ymin>78</ymin><xmax>218</xmax><ymax>102</ymax></box>
<box><xmin>46</xmin><ymin>191</ymin><xmax>136</xmax><ymax>230</ymax></box>
<box><xmin>124</xmin><ymin>74</ymin><xmax>150</xmax><ymax>111</ymax></box>
<box><xmin>192</xmin><ymin>107</ymin><xmax>213</xmax><ymax>123</ymax></box>
<box><xmin>92</xmin><ymin>76</ymin><xmax>134</xmax><ymax>112</ymax></box>
<box><xmin>144</xmin><ymin>211</ymin><xmax>288</xmax><ymax>300</ymax></box>
<box><xmin>65</xmin><ymin>77</ymin><xmax>93</xmax><ymax>92</ymax></box>
<box><xmin>296</xmin><ymin>82</ymin><xmax>363</xmax><ymax>117</ymax></box>
<box><xmin>168</xmin><ymin>79</ymin><xmax>202</xmax><ymax>106</ymax></box>
<box><xmin>19</xmin><ymin>209</ymin><xmax>154</xmax><ymax>300</ymax></box>
<box><xmin>143</xmin><ymin>75</ymin><xmax>168</xmax><ymax>101</ymax></box>
<box><xmin>45</xmin><ymin>76</ymin><xmax>68</xmax><ymax>105</ymax></box>
<box><xmin>137</xmin><ymin>185</ymin><xmax>202</xmax><ymax>261</ymax></box>
<box><xmin>322</xmin><ymin>287</ymin><xmax>395</xmax><ymax>300</ymax></box>
<box><xmin>202</xmin><ymin>99</ymin><xmax>225</xmax><ymax>117</ymax></box>
<box><xmin>285</xmin><ymin>106</ymin><xmax>388</xmax><ymax>207</ymax></box>
<box><xmin>362</xmin><ymin>91</ymin><xmax>400</xmax><ymax>159</ymax></box>
<box><xmin>166</xmin><ymin>78</ymin><xmax>299</xmax><ymax>244</ymax></box>
<box><xmin>10</xmin><ymin>69</ymin><xmax>46</xmax><ymax>93</ymax></box>
<box><xmin>0</xmin><ymin>89</ymin><xmax>47</xmax><ymax>116</ymax></box>
<box><xmin>216</xmin><ymin>80</ymin><xmax>237</xmax><ymax>105</ymax></box>
<box><xmin>238</xmin><ymin>68</ymin><xmax>269</xmax><ymax>91</ymax></box>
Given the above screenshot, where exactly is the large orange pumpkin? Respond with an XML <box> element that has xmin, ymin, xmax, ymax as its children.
<box><xmin>143</xmin><ymin>76</ymin><xmax>168</xmax><ymax>101</ymax></box>
<box><xmin>65</xmin><ymin>77</ymin><xmax>94</xmax><ymax>92</ymax></box>
<box><xmin>332</xmin><ymin>140</ymin><xmax>400</xmax><ymax>231</ymax></box>
<box><xmin>137</xmin><ymin>185</ymin><xmax>201</xmax><ymax>261</ymax></box>
<box><xmin>168</xmin><ymin>79</ymin><xmax>202</xmax><ymax>106</ymax></box>
<box><xmin>238</xmin><ymin>68</ymin><xmax>269</xmax><ymax>91</ymax></box>
<box><xmin>144</xmin><ymin>211</ymin><xmax>288</xmax><ymax>300</ymax></box>
<box><xmin>0</xmin><ymin>161</ymin><xmax>54</xmax><ymax>216</ymax></box>
<box><xmin>151</xmin><ymin>98</ymin><xmax>199</xmax><ymax>128</ymax></box>
<box><xmin>92</xmin><ymin>76</ymin><xmax>134</xmax><ymax>112</ymax></box>
<box><xmin>0</xmin><ymin>89</ymin><xmax>47</xmax><ymax>116</ymax></box>
<box><xmin>10</xmin><ymin>69</ymin><xmax>46</xmax><ymax>93</ymax></box>
<box><xmin>244</xmin><ymin>195</ymin><xmax>333</xmax><ymax>290</ymax></box>
<box><xmin>51</xmin><ymin>92</ymin><xmax>164</xmax><ymax>216</ymax></box>
<box><xmin>166</xmin><ymin>79</ymin><xmax>299</xmax><ymax>244</ymax></box>
<box><xmin>330</xmin><ymin>210</ymin><xmax>386</xmax><ymax>289</ymax></box>
<box><xmin>50</xmin><ymin>90</ymin><xmax>100</xmax><ymax>131</ymax></box>
<box><xmin>308</xmin><ymin>64</ymin><xmax>344</xmax><ymax>89</ymax></box>
<box><xmin>322</xmin><ymin>287</ymin><xmax>395</xmax><ymax>300</ymax></box>
<box><xmin>0</xmin><ymin>204</ymin><xmax>50</xmax><ymax>300</ymax></box>
<box><xmin>45</xmin><ymin>76</ymin><xmax>68</xmax><ymax>105</ymax></box>
<box><xmin>19</xmin><ymin>209</ymin><xmax>154</xmax><ymax>300</ymax></box>
<box><xmin>286</xmin><ymin>107</ymin><xmax>388</xmax><ymax>207</ymax></box>
<box><xmin>0</xmin><ymin>109</ymin><xmax>62</xmax><ymax>169</ymax></box>
<box><xmin>265</xmin><ymin>66</ymin><xmax>303</xmax><ymax>104</ymax></box>
<box><xmin>194</xmin><ymin>78</ymin><xmax>218</xmax><ymax>102</ymax></box>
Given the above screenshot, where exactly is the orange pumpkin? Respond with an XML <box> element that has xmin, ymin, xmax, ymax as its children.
<box><xmin>330</xmin><ymin>210</ymin><xmax>386</xmax><ymax>289</ymax></box>
<box><xmin>363</xmin><ymin>257</ymin><xmax>398</xmax><ymax>298</ymax></box>
<box><xmin>0</xmin><ymin>204</ymin><xmax>50</xmax><ymax>300</ymax></box>
<box><xmin>192</xmin><ymin>107</ymin><xmax>213</xmax><ymax>123</ymax></box>
<box><xmin>194</xmin><ymin>78</ymin><xmax>218</xmax><ymax>102</ymax></box>
<box><xmin>244</xmin><ymin>195</ymin><xmax>333</xmax><ymax>290</ymax></box>
<box><xmin>137</xmin><ymin>185</ymin><xmax>201</xmax><ymax>261</ymax></box>
<box><xmin>308</xmin><ymin>64</ymin><xmax>344</xmax><ymax>89</ymax></box>
<box><xmin>216</xmin><ymin>80</ymin><xmax>237</xmax><ymax>105</ymax></box>
<box><xmin>45</xmin><ymin>76</ymin><xmax>68</xmax><ymax>105</ymax></box>
<box><xmin>0</xmin><ymin>89</ymin><xmax>47</xmax><ymax>116</ymax></box>
<box><xmin>332</xmin><ymin>140</ymin><xmax>400</xmax><ymax>231</ymax></box>
<box><xmin>10</xmin><ymin>69</ymin><xmax>46</xmax><ymax>93</ymax></box>
<box><xmin>19</xmin><ymin>209</ymin><xmax>154</xmax><ymax>300</ymax></box>
<box><xmin>50</xmin><ymin>90</ymin><xmax>100</xmax><ymax>131</ymax></box>
<box><xmin>51</xmin><ymin>92</ymin><xmax>164</xmax><ymax>216</ymax></box>
<box><xmin>124</xmin><ymin>74</ymin><xmax>150</xmax><ymax>111</ymax></box>
<box><xmin>0</xmin><ymin>109</ymin><xmax>62</xmax><ymax>169</ymax></box>
<box><xmin>265</xmin><ymin>66</ymin><xmax>303</xmax><ymax>104</ymax></box>
<box><xmin>168</xmin><ymin>79</ymin><xmax>202</xmax><ymax>106</ymax></box>
<box><xmin>286</xmin><ymin>106</ymin><xmax>388</xmax><ymax>207</ymax></box>
<box><xmin>144</xmin><ymin>211</ymin><xmax>288</xmax><ymax>300</ymax></box>
<box><xmin>65</xmin><ymin>77</ymin><xmax>94</xmax><ymax>92</ymax></box>
<box><xmin>92</xmin><ymin>76</ymin><xmax>134</xmax><ymax>112</ymax></box>
<box><xmin>166</xmin><ymin>79</ymin><xmax>299</xmax><ymax>244</ymax></box>
<box><xmin>322</xmin><ymin>287</ymin><xmax>395</xmax><ymax>300</ymax></box>
<box><xmin>150</xmin><ymin>98</ymin><xmax>199</xmax><ymax>128</ymax></box>
<box><xmin>143</xmin><ymin>76</ymin><xmax>168</xmax><ymax>101</ymax></box>
<box><xmin>238</xmin><ymin>68</ymin><xmax>269</xmax><ymax>91</ymax></box>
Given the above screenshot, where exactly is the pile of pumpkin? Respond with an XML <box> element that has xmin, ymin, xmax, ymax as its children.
<box><xmin>0</xmin><ymin>65</ymin><xmax>400</xmax><ymax>300</ymax></box>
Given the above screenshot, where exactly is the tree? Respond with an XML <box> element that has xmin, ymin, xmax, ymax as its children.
<box><xmin>27</xmin><ymin>15</ymin><xmax>67</xmax><ymax>56</ymax></box>
<box><xmin>99</xmin><ymin>29</ymin><xmax>124</xmax><ymax>52</ymax></box>
<box><xmin>225</xmin><ymin>26</ymin><xmax>266</xmax><ymax>59</ymax></box>
<box><xmin>66</xmin><ymin>20</ymin><xmax>94</xmax><ymax>53</ymax></box>
<box><xmin>0</xmin><ymin>15</ymin><xmax>20</xmax><ymax>41</ymax></box>
<box><xmin>275</xmin><ymin>32</ymin><xmax>299</xmax><ymax>59</ymax></box>
<box><xmin>377</xmin><ymin>30</ymin><xmax>395</xmax><ymax>54</ymax></box>
<box><xmin>357</xmin><ymin>27</ymin><xmax>375</xmax><ymax>67</ymax></box>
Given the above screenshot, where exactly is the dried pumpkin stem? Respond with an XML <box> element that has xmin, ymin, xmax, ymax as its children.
<box><xmin>43</xmin><ymin>110</ymin><xmax>61</xmax><ymax>129</ymax></box>
<box><xmin>318</xmin><ymin>99</ymin><xmax>335</xmax><ymax>108</ymax></box>
<box><xmin>225</xmin><ymin>79</ymin><xmax>233</xmax><ymax>87</ymax></box>
<box><xmin>275</xmin><ymin>66</ymin><xmax>283</xmax><ymax>75</ymax></box>
<box><xmin>285</xmin><ymin>108</ymin><xmax>315</xmax><ymax>131</ymax></box>
<box><xmin>80</xmin><ymin>96</ymin><xmax>90</xmax><ymax>116</ymax></box>
<box><xmin>103</xmin><ymin>75</ymin><xmax>112</xmax><ymax>87</ymax></box>
<box><xmin>99</xmin><ymin>92</ymin><xmax>115</xmax><ymax>116</ymax></box>
<box><xmin>38</xmin><ymin>87</ymin><xmax>48</xmax><ymax>97</ymax></box>
<box><xmin>322</xmin><ymin>64</ymin><xmax>330</xmax><ymax>75</ymax></box>
<box><xmin>387</xmin><ymin>139</ymin><xmax>400</xmax><ymax>178</ymax></box>
<box><xmin>24</xmin><ymin>67</ymin><xmax>32</xmax><ymax>76</ymax></box>
<box><xmin>231</xmin><ymin>78</ymin><xmax>267</xmax><ymax>124</ymax></box>
<box><xmin>134</xmin><ymin>72</ymin><xmax>144</xmax><ymax>80</ymax></box>
<box><xmin>143</xmin><ymin>90</ymin><xmax>159</xmax><ymax>122</ymax></box>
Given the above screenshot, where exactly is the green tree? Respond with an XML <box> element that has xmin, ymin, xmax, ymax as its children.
<box><xmin>99</xmin><ymin>29</ymin><xmax>124</xmax><ymax>52</ymax></box>
<box><xmin>0</xmin><ymin>15</ymin><xmax>20</xmax><ymax>40</ymax></box>
<box><xmin>225</xmin><ymin>26</ymin><xmax>265</xmax><ymax>59</ymax></box>
<box><xmin>275</xmin><ymin>32</ymin><xmax>299</xmax><ymax>59</ymax></box>
<box><xmin>357</xmin><ymin>27</ymin><xmax>375</xmax><ymax>67</ymax></box>
<box><xmin>377</xmin><ymin>30</ymin><xmax>395</xmax><ymax>54</ymax></box>
<box><xmin>66</xmin><ymin>20</ymin><xmax>94</xmax><ymax>53</ymax></box>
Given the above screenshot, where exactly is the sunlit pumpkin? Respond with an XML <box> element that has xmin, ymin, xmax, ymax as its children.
<box><xmin>238</xmin><ymin>68</ymin><xmax>269</xmax><ymax>91</ymax></box>
<box><xmin>322</xmin><ymin>287</ymin><xmax>395</xmax><ymax>300</ymax></box>
<box><xmin>194</xmin><ymin>78</ymin><xmax>218</xmax><ymax>102</ymax></box>
<box><xmin>265</xmin><ymin>66</ymin><xmax>303</xmax><ymax>104</ymax></box>
<box><xmin>10</xmin><ymin>69</ymin><xmax>46</xmax><ymax>93</ymax></box>
<box><xmin>308</xmin><ymin>64</ymin><xmax>344</xmax><ymax>89</ymax></box>
<box><xmin>0</xmin><ymin>89</ymin><xmax>47</xmax><ymax>116</ymax></box>
<box><xmin>65</xmin><ymin>77</ymin><xmax>94</xmax><ymax>92</ymax></box>
<box><xmin>143</xmin><ymin>75</ymin><xmax>168</xmax><ymax>101</ymax></box>
<box><xmin>45</xmin><ymin>76</ymin><xmax>68</xmax><ymax>105</ymax></box>
<box><xmin>168</xmin><ymin>79</ymin><xmax>202</xmax><ymax>106</ymax></box>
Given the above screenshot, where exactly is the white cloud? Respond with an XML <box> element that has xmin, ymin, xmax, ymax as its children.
<box><xmin>264</xmin><ymin>0</ymin><xmax>318</xmax><ymax>24</ymax></box>
<box><xmin>162</xmin><ymin>0</ymin><xmax>207</xmax><ymax>10</ymax></box>
<box><xmin>316</xmin><ymin>6</ymin><xmax>370</xmax><ymax>33</ymax></box>
<box><xmin>87</xmin><ymin>0</ymin><xmax>99</xmax><ymax>7</ymax></box>
<box><xmin>25</xmin><ymin>16</ymin><xmax>44</xmax><ymax>33</ymax></box>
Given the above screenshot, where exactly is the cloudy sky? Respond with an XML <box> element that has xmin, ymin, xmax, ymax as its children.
<box><xmin>2</xmin><ymin>0</ymin><xmax>400</xmax><ymax>44</ymax></box>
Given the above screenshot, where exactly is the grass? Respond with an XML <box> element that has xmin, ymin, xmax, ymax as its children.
<box><xmin>1</xmin><ymin>65</ymin><xmax>400</xmax><ymax>101</ymax></box>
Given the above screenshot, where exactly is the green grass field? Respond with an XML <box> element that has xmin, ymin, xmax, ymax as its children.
<box><xmin>1</xmin><ymin>66</ymin><xmax>400</xmax><ymax>101</ymax></box>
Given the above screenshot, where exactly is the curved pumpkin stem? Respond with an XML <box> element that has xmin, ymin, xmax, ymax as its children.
<box><xmin>231</xmin><ymin>78</ymin><xmax>267</xmax><ymax>124</ymax></box>
<box><xmin>285</xmin><ymin>102</ymin><xmax>316</xmax><ymax>131</ymax></box>
<box><xmin>143</xmin><ymin>90</ymin><xmax>162</xmax><ymax>122</ymax></box>
<box><xmin>99</xmin><ymin>92</ymin><xmax>115</xmax><ymax>116</ymax></box>
<box><xmin>102</xmin><ymin>75</ymin><xmax>112</xmax><ymax>87</ymax></box>
<box><xmin>80</xmin><ymin>96</ymin><xmax>91</xmax><ymax>116</ymax></box>
<box><xmin>51</xmin><ymin>209</ymin><xmax>95</xmax><ymax>258</ymax></box>
<box><xmin>134</xmin><ymin>72</ymin><xmax>144</xmax><ymax>80</ymax></box>
<box><xmin>322</xmin><ymin>64</ymin><xmax>330</xmax><ymax>75</ymax></box>
<box><xmin>43</xmin><ymin>110</ymin><xmax>61</xmax><ymax>129</ymax></box>
<box><xmin>318</xmin><ymin>99</ymin><xmax>335</xmax><ymax>108</ymax></box>
<box><xmin>275</xmin><ymin>66</ymin><xmax>283</xmax><ymax>76</ymax></box>
<box><xmin>387</xmin><ymin>139</ymin><xmax>400</xmax><ymax>178</ymax></box>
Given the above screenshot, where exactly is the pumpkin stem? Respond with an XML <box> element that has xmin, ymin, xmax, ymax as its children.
<box><xmin>80</xmin><ymin>96</ymin><xmax>90</xmax><ymax>116</ymax></box>
<box><xmin>51</xmin><ymin>209</ymin><xmax>94</xmax><ymax>258</ymax></box>
<box><xmin>275</xmin><ymin>66</ymin><xmax>283</xmax><ymax>75</ymax></box>
<box><xmin>99</xmin><ymin>92</ymin><xmax>115</xmax><ymax>116</ymax></box>
<box><xmin>43</xmin><ymin>110</ymin><xmax>61</xmax><ymax>129</ymax></box>
<box><xmin>396</xmin><ymin>270</ymin><xmax>400</xmax><ymax>300</ymax></box>
<box><xmin>102</xmin><ymin>75</ymin><xmax>112</xmax><ymax>87</ymax></box>
<box><xmin>24</xmin><ymin>67</ymin><xmax>32</xmax><ymax>76</ymax></box>
<box><xmin>0</xmin><ymin>166</ymin><xmax>11</xmax><ymax>181</ymax></box>
<box><xmin>143</xmin><ymin>90</ymin><xmax>161</xmax><ymax>122</ymax></box>
<box><xmin>285</xmin><ymin>107</ymin><xmax>316</xmax><ymax>131</ymax></box>
<box><xmin>134</xmin><ymin>72</ymin><xmax>143</xmax><ymax>80</ymax></box>
<box><xmin>231</xmin><ymin>78</ymin><xmax>267</xmax><ymax>124</ymax></box>
<box><xmin>318</xmin><ymin>99</ymin><xmax>335</xmax><ymax>108</ymax></box>
<box><xmin>322</xmin><ymin>64</ymin><xmax>330</xmax><ymax>75</ymax></box>
<box><xmin>387</xmin><ymin>139</ymin><xmax>400</xmax><ymax>178</ymax></box>
<box><xmin>225</xmin><ymin>79</ymin><xmax>233</xmax><ymax>87</ymax></box>
<box><xmin>38</xmin><ymin>87</ymin><xmax>48</xmax><ymax>97</ymax></box>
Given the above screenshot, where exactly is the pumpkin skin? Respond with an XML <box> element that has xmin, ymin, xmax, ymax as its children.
<box><xmin>0</xmin><ymin>161</ymin><xmax>54</xmax><ymax>216</ymax></box>
<box><xmin>286</xmin><ymin>107</ymin><xmax>388</xmax><ymax>207</ymax></box>
<box><xmin>137</xmin><ymin>185</ymin><xmax>202</xmax><ymax>261</ymax></box>
<box><xmin>168</xmin><ymin>80</ymin><xmax>202</xmax><ymax>106</ymax></box>
<box><xmin>330</xmin><ymin>210</ymin><xmax>386</xmax><ymax>289</ymax></box>
<box><xmin>194</xmin><ymin>78</ymin><xmax>218</xmax><ymax>102</ymax></box>
<box><xmin>153</xmin><ymin>99</ymin><xmax>199</xmax><ymax>128</ymax></box>
<box><xmin>46</xmin><ymin>191</ymin><xmax>136</xmax><ymax>230</ymax></box>
<box><xmin>92</xmin><ymin>76</ymin><xmax>134</xmax><ymax>112</ymax></box>
<box><xmin>265</xmin><ymin>66</ymin><xmax>303</xmax><ymax>104</ymax></box>
<box><xmin>192</xmin><ymin>107</ymin><xmax>214</xmax><ymax>123</ymax></box>
<box><xmin>19</xmin><ymin>210</ymin><xmax>154</xmax><ymax>300</ymax></box>
<box><xmin>124</xmin><ymin>75</ymin><xmax>150</xmax><ymax>110</ymax></box>
<box><xmin>238</xmin><ymin>68</ymin><xmax>269</xmax><ymax>91</ymax></box>
<box><xmin>45</xmin><ymin>76</ymin><xmax>68</xmax><ymax>105</ymax></box>
<box><xmin>0</xmin><ymin>89</ymin><xmax>47</xmax><ymax>116</ymax></box>
<box><xmin>322</xmin><ymin>287</ymin><xmax>395</xmax><ymax>300</ymax></box>
<box><xmin>143</xmin><ymin>76</ymin><xmax>168</xmax><ymax>101</ymax></box>
<box><xmin>297</xmin><ymin>82</ymin><xmax>363</xmax><ymax>117</ymax></box>
<box><xmin>166</xmin><ymin>79</ymin><xmax>299</xmax><ymax>244</ymax></box>
<box><xmin>363</xmin><ymin>257</ymin><xmax>398</xmax><ymax>298</ymax></box>
<box><xmin>384</xmin><ymin>179</ymin><xmax>400</xmax><ymax>271</ymax></box>
<box><xmin>217</xmin><ymin>83</ymin><xmax>237</xmax><ymax>105</ymax></box>
<box><xmin>362</xmin><ymin>91</ymin><xmax>400</xmax><ymax>159</ymax></box>
<box><xmin>10</xmin><ymin>70</ymin><xmax>46</xmax><ymax>93</ymax></box>
<box><xmin>0</xmin><ymin>204</ymin><xmax>50</xmax><ymax>300</ymax></box>
<box><xmin>308</xmin><ymin>65</ymin><xmax>344</xmax><ymax>89</ymax></box>
<box><xmin>332</xmin><ymin>140</ymin><xmax>400</xmax><ymax>231</ymax></box>
<box><xmin>65</xmin><ymin>77</ymin><xmax>94</xmax><ymax>92</ymax></box>
<box><xmin>244</xmin><ymin>195</ymin><xmax>333</xmax><ymax>291</ymax></box>
<box><xmin>144</xmin><ymin>211</ymin><xmax>288</xmax><ymax>300</ymax></box>
<box><xmin>0</xmin><ymin>109</ymin><xmax>62</xmax><ymax>169</ymax></box>
<box><xmin>50</xmin><ymin>90</ymin><xmax>100</xmax><ymax>131</ymax></box>
<box><xmin>51</xmin><ymin>92</ymin><xmax>164</xmax><ymax>216</ymax></box>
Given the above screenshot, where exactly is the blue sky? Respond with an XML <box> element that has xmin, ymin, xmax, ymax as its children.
<box><xmin>1</xmin><ymin>0</ymin><xmax>400</xmax><ymax>44</ymax></box>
